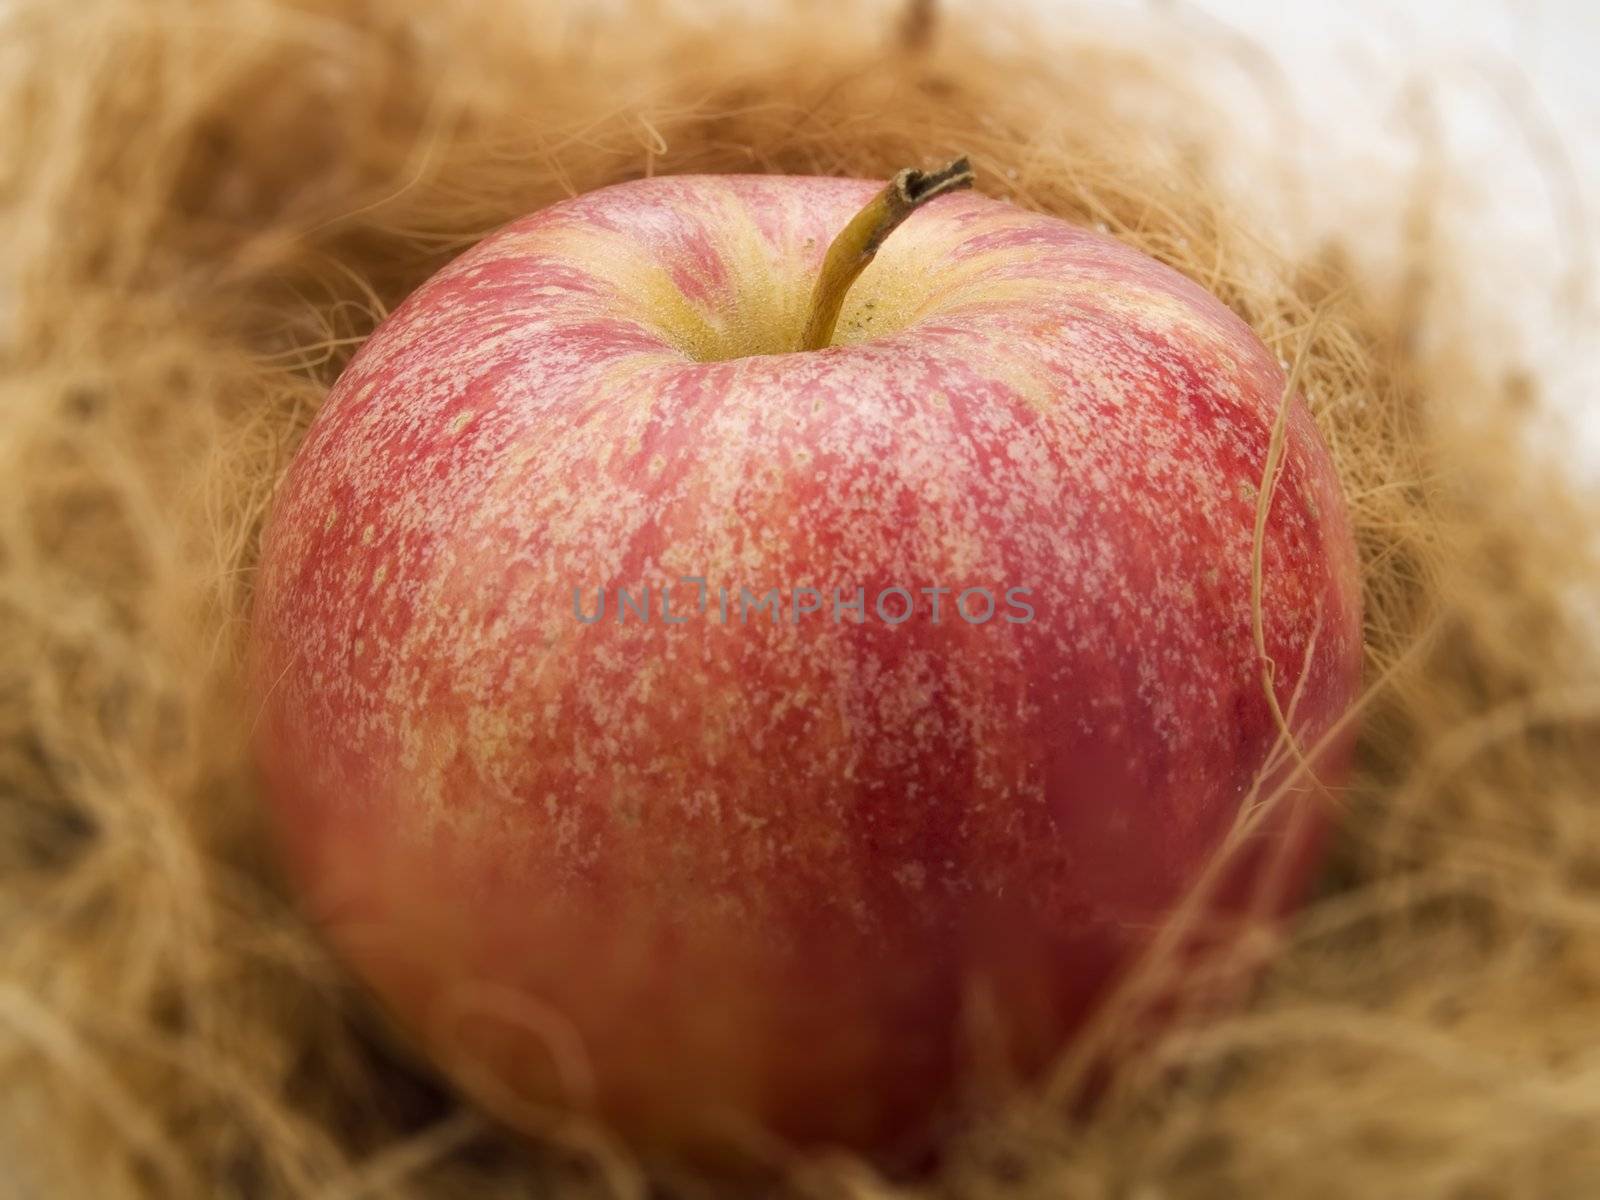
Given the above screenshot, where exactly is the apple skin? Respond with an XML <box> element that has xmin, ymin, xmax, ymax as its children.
<box><xmin>250</xmin><ymin>174</ymin><xmax>1362</xmax><ymax>1165</ymax></box>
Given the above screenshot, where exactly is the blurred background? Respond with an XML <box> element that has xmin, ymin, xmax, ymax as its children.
<box><xmin>1064</xmin><ymin>0</ymin><xmax>1600</xmax><ymax>482</ymax></box>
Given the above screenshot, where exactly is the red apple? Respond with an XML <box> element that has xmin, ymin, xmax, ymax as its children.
<box><xmin>250</xmin><ymin>166</ymin><xmax>1362</xmax><ymax>1166</ymax></box>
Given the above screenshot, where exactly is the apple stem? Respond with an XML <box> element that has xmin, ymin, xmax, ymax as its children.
<box><xmin>797</xmin><ymin>157</ymin><xmax>975</xmax><ymax>352</ymax></box>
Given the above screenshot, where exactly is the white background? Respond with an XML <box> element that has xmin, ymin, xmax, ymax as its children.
<box><xmin>1068</xmin><ymin>0</ymin><xmax>1600</xmax><ymax>481</ymax></box>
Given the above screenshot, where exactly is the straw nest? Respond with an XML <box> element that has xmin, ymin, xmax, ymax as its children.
<box><xmin>3</xmin><ymin>0</ymin><xmax>1598</xmax><ymax>1196</ymax></box>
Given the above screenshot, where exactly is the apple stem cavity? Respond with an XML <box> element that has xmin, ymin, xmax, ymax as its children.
<box><xmin>797</xmin><ymin>156</ymin><xmax>975</xmax><ymax>352</ymax></box>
